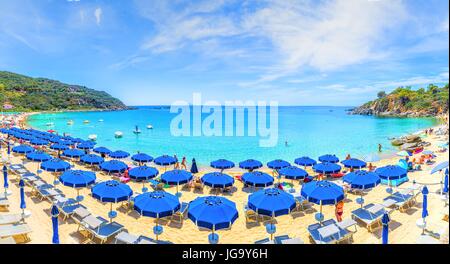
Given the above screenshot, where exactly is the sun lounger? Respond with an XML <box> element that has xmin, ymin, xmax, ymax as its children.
<box><xmin>351</xmin><ymin>203</ymin><xmax>386</xmax><ymax>232</ymax></box>
<box><xmin>293</xmin><ymin>195</ymin><xmax>314</xmax><ymax>213</ymax></box>
<box><xmin>383</xmin><ymin>191</ymin><xmax>415</xmax><ymax>212</ymax></box>
<box><xmin>273</xmin><ymin>235</ymin><xmax>291</xmax><ymax>244</ymax></box>
<box><xmin>38</xmin><ymin>187</ymin><xmax>64</xmax><ymax>202</ymax></box>
<box><xmin>0</xmin><ymin>196</ymin><xmax>10</xmax><ymax>209</ymax></box>
<box><xmin>137</xmin><ymin>235</ymin><xmax>157</xmax><ymax>244</ymax></box>
<box><xmin>0</xmin><ymin>213</ymin><xmax>27</xmax><ymax>225</ymax></box>
<box><xmin>114</xmin><ymin>231</ymin><xmax>139</xmax><ymax>244</ymax></box>
<box><xmin>172</xmin><ymin>202</ymin><xmax>189</xmax><ymax>223</ymax></box>
<box><xmin>0</xmin><ymin>236</ymin><xmax>16</xmax><ymax>244</ymax></box>
<box><xmin>254</xmin><ymin>238</ymin><xmax>275</xmax><ymax>244</ymax></box>
<box><xmin>72</xmin><ymin>206</ymin><xmax>92</xmax><ymax>225</ymax></box>
<box><xmin>416</xmin><ymin>234</ymin><xmax>440</xmax><ymax>244</ymax></box>
<box><xmin>280</xmin><ymin>237</ymin><xmax>304</xmax><ymax>244</ymax></box>
<box><xmin>308</xmin><ymin>219</ymin><xmax>352</xmax><ymax>244</ymax></box>
<box><xmin>149</xmin><ymin>179</ymin><xmax>164</xmax><ymax>190</ymax></box>
<box><xmin>0</xmin><ymin>223</ymin><xmax>32</xmax><ymax>242</ymax></box>
<box><xmin>79</xmin><ymin>215</ymin><xmax>124</xmax><ymax>244</ymax></box>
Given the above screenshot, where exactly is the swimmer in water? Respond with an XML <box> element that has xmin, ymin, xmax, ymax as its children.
<box><xmin>285</xmin><ymin>141</ymin><xmax>289</xmax><ymax>147</ymax></box>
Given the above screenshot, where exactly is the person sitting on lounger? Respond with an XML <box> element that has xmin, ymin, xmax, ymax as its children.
<box><xmin>335</xmin><ymin>201</ymin><xmax>344</xmax><ymax>222</ymax></box>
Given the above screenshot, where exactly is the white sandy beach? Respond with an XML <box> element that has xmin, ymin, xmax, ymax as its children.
<box><xmin>0</xmin><ymin>113</ymin><xmax>449</xmax><ymax>244</ymax></box>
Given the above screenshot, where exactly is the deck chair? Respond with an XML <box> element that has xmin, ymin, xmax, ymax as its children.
<box><xmin>244</xmin><ymin>205</ymin><xmax>259</xmax><ymax>223</ymax></box>
<box><xmin>0</xmin><ymin>223</ymin><xmax>32</xmax><ymax>242</ymax></box>
<box><xmin>351</xmin><ymin>203</ymin><xmax>386</xmax><ymax>232</ymax></box>
<box><xmin>0</xmin><ymin>196</ymin><xmax>10</xmax><ymax>209</ymax></box>
<box><xmin>254</xmin><ymin>238</ymin><xmax>275</xmax><ymax>244</ymax></box>
<box><xmin>87</xmin><ymin>216</ymin><xmax>124</xmax><ymax>244</ymax></box>
<box><xmin>172</xmin><ymin>202</ymin><xmax>189</xmax><ymax>223</ymax></box>
<box><xmin>273</xmin><ymin>235</ymin><xmax>291</xmax><ymax>244</ymax></box>
<box><xmin>308</xmin><ymin>222</ymin><xmax>338</xmax><ymax>244</ymax></box>
<box><xmin>279</xmin><ymin>237</ymin><xmax>304</xmax><ymax>244</ymax></box>
<box><xmin>0</xmin><ymin>213</ymin><xmax>26</xmax><ymax>225</ymax></box>
<box><xmin>137</xmin><ymin>235</ymin><xmax>157</xmax><ymax>244</ymax></box>
<box><xmin>149</xmin><ymin>179</ymin><xmax>164</xmax><ymax>190</ymax></box>
<box><xmin>383</xmin><ymin>191</ymin><xmax>415</xmax><ymax>212</ymax></box>
<box><xmin>114</xmin><ymin>231</ymin><xmax>139</xmax><ymax>244</ymax></box>
<box><xmin>71</xmin><ymin>206</ymin><xmax>92</xmax><ymax>226</ymax></box>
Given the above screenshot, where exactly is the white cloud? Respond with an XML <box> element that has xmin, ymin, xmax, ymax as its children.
<box><xmin>94</xmin><ymin>7</ymin><xmax>102</xmax><ymax>26</ymax></box>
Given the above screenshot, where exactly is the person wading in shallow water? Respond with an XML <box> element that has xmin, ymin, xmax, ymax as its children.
<box><xmin>378</xmin><ymin>143</ymin><xmax>382</xmax><ymax>152</ymax></box>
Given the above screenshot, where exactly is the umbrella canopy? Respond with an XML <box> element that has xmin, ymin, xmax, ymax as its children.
<box><xmin>239</xmin><ymin>159</ymin><xmax>263</xmax><ymax>170</ymax></box>
<box><xmin>40</xmin><ymin>158</ymin><xmax>71</xmax><ymax>172</ymax></box>
<box><xmin>100</xmin><ymin>160</ymin><xmax>128</xmax><ymax>173</ymax></box>
<box><xmin>363</xmin><ymin>153</ymin><xmax>381</xmax><ymax>163</ymax></box>
<box><xmin>318</xmin><ymin>154</ymin><xmax>339</xmax><ymax>163</ymax></box>
<box><xmin>161</xmin><ymin>170</ymin><xmax>193</xmax><ymax>185</ymax></box>
<box><xmin>30</xmin><ymin>138</ymin><xmax>48</xmax><ymax>146</ymax></box>
<box><xmin>343</xmin><ymin>170</ymin><xmax>380</xmax><ymax>189</ymax></box>
<box><xmin>312</xmin><ymin>162</ymin><xmax>342</xmax><ymax>174</ymax></box>
<box><xmin>201</xmin><ymin>172</ymin><xmax>234</xmax><ymax>188</ymax></box>
<box><xmin>51</xmin><ymin>204</ymin><xmax>60</xmax><ymax>244</ymax></box>
<box><xmin>430</xmin><ymin>161</ymin><xmax>449</xmax><ymax>174</ymax></box>
<box><xmin>267</xmin><ymin>159</ymin><xmax>290</xmax><ymax>170</ymax></box>
<box><xmin>109</xmin><ymin>150</ymin><xmax>130</xmax><ymax>159</ymax></box>
<box><xmin>210</xmin><ymin>159</ymin><xmax>235</xmax><ymax>170</ymax></box>
<box><xmin>129</xmin><ymin>166</ymin><xmax>159</xmax><ymax>180</ymax></box>
<box><xmin>26</xmin><ymin>151</ymin><xmax>52</xmax><ymax>162</ymax></box>
<box><xmin>396</xmin><ymin>150</ymin><xmax>411</xmax><ymax>157</ymax></box>
<box><xmin>154</xmin><ymin>155</ymin><xmax>177</xmax><ymax>166</ymax></box>
<box><xmin>80</xmin><ymin>154</ymin><xmax>104</xmax><ymax>165</ymax></box>
<box><xmin>93</xmin><ymin>147</ymin><xmax>112</xmax><ymax>155</ymax></box>
<box><xmin>91</xmin><ymin>180</ymin><xmax>133</xmax><ymax>203</ymax></box>
<box><xmin>76</xmin><ymin>142</ymin><xmax>95</xmax><ymax>150</ymax></box>
<box><xmin>188</xmin><ymin>196</ymin><xmax>238</xmax><ymax>230</ymax></box>
<box><xmin>248</xmin><ymin>188</ymin><xmax>296</xmax><ymax>217</ymax></box>
<box><xmin>3</xmin><ymin>165</ymin><xmax>8</xmax><ymax>190</ymax></box>
<box><xmin>191</xmin><ymin>159</ymin><xmax>199</xmax><ymax>174</ymax></box>
<box><xmin>301</xmin><ymin>180</ymin><xmax>344</xmax><ymax>205</ymax></box>
<box><xmin>60</xmin><ymin>170</ymin><xmax>96</xmax><ymax>188</ymax></box>
<box><xmin>241</xmin><ymin>171</ymin><xmax>274</xmax><ymax>187</ymax></box>
<box><xmin>62</xmin><ymin>149</ymin><xmax>85</xmax><ymax>158</ymax></box>
<box><xmin>50</xmin><ymin>144</ymin><xmax>69</xmax><ymax>151</ymax></box>
<box><xmin>375</xmin><ymin>165</ymin><xmax>408</xmax><ymax>180</ymax></box>
<box><xmin>131</xmin><ymin>153</ymin><xmax>154</xmax><ymax>163</ymax></box>
<box><xmin>278</xmin><ymin>166</ymin><xmax>308</xmax><ymax>180</ymax></box>
<box><xmin>294</xmin><ymin>156</ymin><xmax>317</xmax><ymax>167</ymax></box>
<box><xmin>382</xmin><ymin>213</ymin><xmax>390</xmax><ymax>244</ymax></box>
<box><xmin>341</xmin><ymin>158</ymin><xmax>367</xmax><ymax>169</ymax></box>
<box><xmin>12</xmin><ymin>145</ymin><xmax>34</xmax><ymax>154</ymax></box>
<box><xmin>134</xmin><ymin>191</ymin><xmax>180</xmax><ymax>218</ymax></box>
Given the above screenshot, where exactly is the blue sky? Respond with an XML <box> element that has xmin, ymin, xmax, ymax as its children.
<box><xmin>0</xmin><ymin>0</ymin><xmax>448</xmax><ymax>106</ymax></box>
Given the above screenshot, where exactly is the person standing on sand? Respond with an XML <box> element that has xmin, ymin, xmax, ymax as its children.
<box><xmin>335</xmin><ymin>201</ymin><xmax>344</xmax><ymax>222</ymax></box>
<box><xmin>378</xmin><ymin>143</ymin><xmax>382</xmax><ymax>152</ymax></box>
<box><xmin>174</xmin><ymin>155</ymin><xmax>180</xmax><ymax>169</ymax></box>
<box><xmin>181</xmin><ymin>157</ymin><xmax>187</xmax><ymax>170</ymax></box>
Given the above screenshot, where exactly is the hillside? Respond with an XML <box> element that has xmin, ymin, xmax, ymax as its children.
<box><xmin>350</xmin><ymin>84</ymin><xmax>449</xmax><ymax>117</ymax></box>
<box><xmin>0</xmin><ymin>71</ymin><xmax>128</xmax><ymax>112</ymax></box>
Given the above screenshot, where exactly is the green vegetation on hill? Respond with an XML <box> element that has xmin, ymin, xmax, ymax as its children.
<box><xmin>0</xmin><ymin>71</ymin><xmax>128</xmax><ymax>112</ymax></box>
<box><xmin>351</xmin><ymin>83</ymin><xmax>449</xmax><ymax>117</ymax></box>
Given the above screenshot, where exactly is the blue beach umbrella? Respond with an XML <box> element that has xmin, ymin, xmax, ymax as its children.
<box><xmin>76</xmin><ymin>141</ymin><xmax>95</xmax><ymax>150</ymax></box>
<box><xmin>210</xmin><ymin>159</ymin><xmax>235</xmax><ymax>171</ymax></box>
<box><xmin>7</xmin><ymin>142</ymin><xmax>10</xmax><ymax>156</ymax></box>
<box><xmin>40</xmin><ymin>158</ymin><xmax>71</xmax><ymax>172</ymax></box>
<box><xmin>12</xmin><ymin>145</ymin><xmax>34</xmax><ymax>154</ymax></box>
<box><xmin>239</xmin><ymin>159</ymin><xmax>263</xmax><ymax>171</ymax></box>
<box><xmin>342</xmin><ymin>158</ymin><xmax>367</xmax><ymax>169</ymax></box>
<box><xmin>191</xmin><ymin>158</ymin><xmax>199</xmax><ymax>174</ymax></box>
<box><xmin>3</xmin><ymin>165</ymin><xmax>8</xmax><ymax>195</ymax></box>
<box><xmin>248</xmin><ymin>188</ymin><xmax>296</xmax><ymax>217</ymax></box>
<box><xmin>188</xmin><ymin>196</ymin><xmax>238</xmax><ymax>244</ymax></box>
<box><xmin>161</xmin><ymin>170</ymin><xmax>193</xmax><ymax>194</ymax></box>
<box><xmin>430</xmin><ymin>161</ymin><xmax>449</xmax><ymax>175</ymax></box>
<box><xmin>312</xmin><ymin>162</ymin><xmax>342</xmax><ymax>174</ymax></box>
<box><xmin>51</xmin><ymin>204</ymin><xmax>60</xmax><ymax>244</ymax></box>
<box><xmin>201</xmin><ymin>172</ymin><xmax>234</xmax><ymax>189</ymax></box>
<box><xmin>444</xmin><ymin>170</ymin><xmax>449</xmax><ymax>194</ymax></box>
<box><xmin>343</xmin><ymin>170</ymin><xmax>380</xmax><ymax>189</ymax></box>
<box><xmin>267</xmin><ymin>159</ymin><xmax>290</xmax><ymax>170</ymax></box>
<box><xmin>154</xmin><ymin>155</ymin><xmax>177</xmax><ymax>167</ymax></box>
<box><xmin>131</xmin><ymin>153</ymin><xmax>154</xmax><ymax>164</ymax></box>
<box><xmin>91</xmin><ymin>180</ymin><xmax>133</xmax><ymax>221</ymax></box>
<box><xmin>109</xmin><ymin>150</ymin><xmax>130</xmax><ymax>159</ymax></box>
<box><xmin>375</xmin><ymin>165</ymin><xmax>407</xmax><ymax>188</ymax></box>
<box><xmin>60</xmin><ymin>170</ymin><xmax>96</xmax><ymax>201</ymax></box>
<box><xmin>129</xmin><ymin>166</ymin><xmax>159</xmax><ymax>192</ymax></box>
<box><xmin>30</xmin><ymin>138</ymin><xmax>48</xmax><ymax>146</ymax></box>
<box><xmin>318</xmin><ymin>154</ymin><xmax>339</xmax><ymax>163</ymax></box>
<box><xmin>278</xmin><ymin>166</ymin><xmax>308</xmax><ymax>180</ymax></box>
<box><xmin>93</xmin><ymin>147</ymin><xmax>112</xmax><ymax>155</ymax></box>
<box><xmin>134</xmin><ymin>191</ymin><xmax>180</xmax><ymax>241</ymax></box>
<box><xmin>50</xmin><ymin>144</ymin><xmax>69</xmax><ymax>151</ymax></box>
<box><xmin>301</xmin><ymin>180</ymin><xmax>344</xmax><ymax>223</ymax></box>
<box><xmin>421</xmin><ymin>186</ymin><xmax>429</xmax><ymax>234</ymax></box>
<box><xmin>241</xmin><ymin>171</ymin><xmax>274</xmax><ymax>188</ymax></box>
<box><xmin>19</xmin><ymin>179</ymin><xmax>26</xmax><ymax>215</ymax></box>
<box><xmin>80</xmin><ymin>154</ymin><xmax>104</xmax><ymax>165</ymax></box>
<box><xmin>381</xmin><ymin>213</ymin><xmax>390</xmax><ymax>244</ymax></box>
<box><xmin>26</xmin><ymin>151</ymin><xmax>52</xmax><ymax>162</ymax></box>
<box><xmin>100</xmin><ymin>160</ymin><xmax>128</xmax><ymax>174</ymax></box>
<box><xmin>294</xmin><ymin>156</ymin><xmax>317</xmax><ymax>167</ymax></box>
<box><xmin>62</xmin><ymin>149</ymin><xmax>85</xmax><ymax>159</ymax></box>
<box><xmin>363</xmin><ymin>153</ymin><xmax>381</xmax><ymax>163</ymax></box>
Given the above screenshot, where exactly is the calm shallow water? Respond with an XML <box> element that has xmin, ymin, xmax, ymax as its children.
<box><xmin>27</xmin><ymin>106</ymin><xmax>437</xmax><ymax>165</ymax></box>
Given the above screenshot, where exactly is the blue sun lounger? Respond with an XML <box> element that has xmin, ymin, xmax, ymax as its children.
<box><xmin>80</xmin><ymin>215</ymin><xmax>124</xmax><ymax>244</ymax></box>
<box><xmin>352</xmin><ymin>203</ymin><xmax>386</xmax><ymax>232</ymax></box>
<box><xmin>383</xmin><ymin>191</ymin><xmax>415</xmax><ymax>212</ymax></box>
<box><xmin>308</xmin><ymin>219</ymin><xmax>353</xmax><ymax>244</ymax></box>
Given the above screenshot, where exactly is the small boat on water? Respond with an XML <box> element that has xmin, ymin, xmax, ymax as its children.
<box><xmin>83</xmin><ymin>120</ymin><xmax>90</xmax><ymax>124</ymax></box>
<box><xmin>98</xmin><ymin>119</ymin><xmax>104</xmax><ymax>122</ymax></box>
<box><xmin>147</xmin><ymin>124</ymin><xmax>153</xmax><ymax>129</ymax></box>
<box><xmin>46</xmin><ymin>122</ymin><xmax>54</xmax><ymax>126</ymax></box>
<box><xmin>67</xmin><ymin>120</ymin><xmax>74</xmax><ymax>125</ymax></box>
<box><xmin>115</xmin><ymin>131</ymin><xmax>123</xmax><ymax>138</ymax></box>
<box><xmin>133</xmin><ymin>125</ymin><xmax>141</xmax><ymax>134</ymax></box>
<box><xmin>88</xmin><ymin>134</ymin><xmax>97</xmax><ymax>141</ymax></box>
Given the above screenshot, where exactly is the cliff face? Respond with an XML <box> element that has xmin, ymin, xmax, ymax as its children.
<box><xmin>0</xmin><ymin>71</ymin><xmax>129</xmax><ymax>112</ymax></box>
<box><xmin>350</xmin><ymin>84</ymin><xmax>449</xmax><ymax>117</ymax></box>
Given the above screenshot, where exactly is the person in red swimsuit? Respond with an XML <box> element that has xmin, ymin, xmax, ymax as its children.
<box><xmin>335</xmin><ymin>201</ymin><xmax>344</xmax><ymax>222</ymax></box>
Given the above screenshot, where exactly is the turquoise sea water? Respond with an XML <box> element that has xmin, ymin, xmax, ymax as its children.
<box><xmin>27</xmin><ymin>106</ymin><xmax>437</xmax><ymax>165</ymax></box>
